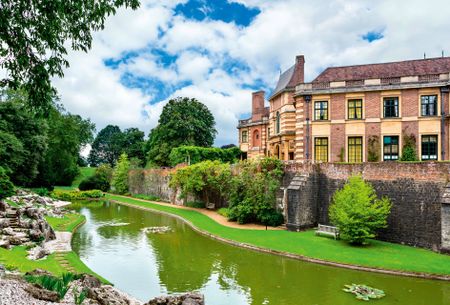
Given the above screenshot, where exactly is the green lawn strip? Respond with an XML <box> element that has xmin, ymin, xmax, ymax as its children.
<box><xmin>45</xmin><ymin>214</ymin><xmax>86</xmax><ymax>232</ymax></box>
<box><xmin>106</xmin><ymin>194</ymin><xmax>450</xmax><ymax>276</ymax></box>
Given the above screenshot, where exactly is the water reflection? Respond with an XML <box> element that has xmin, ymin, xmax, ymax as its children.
<box><xmin>71</xmin><ymin>201</ymin><xmax>449</xmax><ymax>305</ymax></box>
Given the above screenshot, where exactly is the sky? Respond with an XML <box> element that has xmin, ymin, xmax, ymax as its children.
<box><xmin>52</xmin><ymin>0</ymin><xmax>450</xmax><ymax>146</ymax></box>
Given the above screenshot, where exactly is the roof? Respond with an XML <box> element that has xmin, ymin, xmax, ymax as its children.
<box><xmin>272</xmin><ymin>64</ymin><xmax>295</xmax><ymax>97</ymax></box>
<box><xmin>313</xmin><ymin>57</ymin><xmax>450</xmax><ymax>83</ymax></box>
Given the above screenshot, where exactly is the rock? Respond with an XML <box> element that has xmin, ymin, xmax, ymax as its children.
<box><xmin>80</xmin><ymin>274</ymin><xmax>102</xmax><ymax>289</ymax></box>
<box><xmin>145</xmin><ymin>293</ymin><xmax>205</xmax><ymax>305</ymax></box>
<box><xmin>27</xmin><ymin>246</ymin><xmax>49</xmax><ymax>260</ymax></box>
<box><xmin>25</xmin><ymin>208</ymin><xmax>41</xmax><ymax>219</ymax></box>
<box><xmin>24</xmin><ymin>283</ymin><xmax>60</xmax><ymax>302</ymax></box>
<box><xmin>141</xmin><ymin>226</ymin><xmax>172</xmax><ymax>234</ymax></box>
<box><xmin>25</xmin><ymin>269</ymin><xmax>53</xmax><ymax>277</ymax></box>
<box><xmin>29</xmin><ymin>229</ymin><xmax>43</xmax><ymax>241</ymax></box>
<box><xmin>0</xmin><ymin>238</ymin><xmax>10</xmax><ymax>249</ymax></box>
<box><xmin>0</xmin><ymin>218</ymin><xmax>9</xmax><ymax>229</ymax></box>
<box><xmin>2</xmin><ymin>227</ymin><xmax>14</xmax><ymax>235</ymax></box>
<box><xmin>89</xmin><ymin>285</ymin><xmax>132</xmax><ymax>305</ymax></box>
<box><xmin>0</xmin><ymin>264</ymin><xmax>5</xmax><ymax>278</ymax></box>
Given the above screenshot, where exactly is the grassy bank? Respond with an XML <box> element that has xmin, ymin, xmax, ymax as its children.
<box><xmin>106</xmin><ymin>193</ymin><xmax>450</xmax><ymax>277</ymax></box>
<box><xmin>46</xmin><ymin>213</ymin><xmax>86</xmax><ymax>232</ymax></box>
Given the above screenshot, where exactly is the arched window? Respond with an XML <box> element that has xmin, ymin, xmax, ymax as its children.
<box><xmin>241</xmin><ymin>130</ymin><xmax>248</xmax><ymax>143</ymax></box>
<box><xmin>276</xmin><ymin>111</ymin><xmax>281</xmax><ymax>134</ymax></box>
<box><xmin>253</xmin><ymin>130</ymin><xmax>260</xmax><ymax>147</ymax></box>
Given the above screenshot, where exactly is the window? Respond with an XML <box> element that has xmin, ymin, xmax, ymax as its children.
<box><xmin>348</xmin><ymin>99</ymin><xmax>363</xmax><ymax>119</ymax></box>
<box><xmin>276</xmin><ymin>112</ymin><xmax>281</xmax><ymax>134</ymax></box>
<box><xmin>268</xmin><ymin>128</ymin><xmax>270</xmax><ymax>138</ymax></box>
<box><xmin>383</xmin><ymin>136</ymin><xmax>399</xmax><ymax>161</ymax></box>
<box><xmin>348</xmin><ymin>137</ymin><xmax>363</xmax><ymax>163</ymax></box>
<box><xmin>421</xmin><ymin>95</ymin><xmax>438</xmax><ymax>116</ymax></box>
<box><xmin>253</xmin><ymin>130</ymin><xmax>260</xmax><ymax>147</ymax></box>
<box><xmin>383</xmin><ymin>97</ymin><xmax>399</xmax><ymax>118</ymax></box>
<box><xmin>314</xmin><ymin>101</ymin><xmax>328</xmax><ymax>120</ymax></box>
<box><xmin>421</xmin><ymin>135</ymin><xmax>438</xmax><ymax>160</ymax></box>
<box><xmin>314</xmin><ymin>138</ymin><xmax>328</xmax><ymax>162</ymax></box>
<box><xmin>241</xmin><ymin>130</ymin><xmax>248</xmax><ymax>143</ymax></box>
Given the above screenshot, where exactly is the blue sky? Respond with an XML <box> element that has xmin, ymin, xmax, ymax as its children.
<box><xmin>53</xmin><ymin>0</ymin><xmax>450</xmax><ymax>147</ymax></box>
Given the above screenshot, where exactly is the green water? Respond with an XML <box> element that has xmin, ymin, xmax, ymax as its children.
<box><xmin>71</xmin><ymin>201</ymin><xmax>450</xmax><ymax>305</ymax></box>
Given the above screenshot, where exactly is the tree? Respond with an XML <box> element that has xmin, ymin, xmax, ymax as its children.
<box><xmin>329</xmin><ymin>176</ymin><xmax>392</xmax><ymax>245</ymax></box>
<box><xmin>0</xmin><ymin>167</ymin><xmax>15</xmax><ymax>200</ymax></box>
<box><xmin>111</xmin><ymin>153</ymin><xmax>130</xmax><ymax>194</ymax></box>
<box><xmin>34</xmin><ymin>106</ymin><xmax>95</xmax><ymax>186</ymax></box>
<box><xmin>0</xmin><ymin>90</ymin><xmax>47</xmax><ymax>185</ymax></box>
<box><xmin>88</xmin><ymin>125</ymin><xmax>123</xmax><ymax>167</ymax></box>
<box><xmin>147</xmin><ymin>97</ymin><xmax>217</xmax><ymax>166</ymax></box>
<box><xmin>122</xmin><ymin>128</ymin><xmax>145</xmax><ymax>165</ymax></box>
<box><xmin>0</xmin><ymin>0</ymin><xmax>139</xmax><ymax>114</ymax></box>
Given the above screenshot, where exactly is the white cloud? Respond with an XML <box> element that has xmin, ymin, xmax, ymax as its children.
<box><xmin>53</xmin><ymin>0</ymin><xmax>450</xmax><ymax>146</ymax></box>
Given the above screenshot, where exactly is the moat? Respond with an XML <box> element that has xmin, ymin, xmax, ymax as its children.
<box><xmin>71</xmin><ymin>201</ymin><xmax>449</xmax><ymax>305</ymax></box>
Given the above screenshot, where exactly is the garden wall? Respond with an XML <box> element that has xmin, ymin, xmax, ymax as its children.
<box><xmin>284</xmin><ymin>162</ymin><xmax>450</xmax><ymax>251</ymax></box>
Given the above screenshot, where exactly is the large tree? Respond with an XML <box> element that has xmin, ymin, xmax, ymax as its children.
<box><xmin>0</xmin><ymin>90</ymin><xmax>47</xmax><ymax>185</ymax></box>
<box><xmin>35</xmin><ymin>107</ymin><xmax>95</xmax><ymax>186</ymax></box>
<box><xmin>88</xmin><ymin>125</ymin><xmax>123</xmax><ymax>167</ymax></box>
<box><xmin>0</xmin><ymin>0</ymin><xmax>139</xmax><ymax>113</ymax></box>
<box><xmin>146</xmin><ymin>97</ymin><xmax>217</xmax><ymax>166</ymax></box>
<box><xmin>122</xmin><ymin>127</ymin><xmax>145</xmax><ymax>165</ymax></box>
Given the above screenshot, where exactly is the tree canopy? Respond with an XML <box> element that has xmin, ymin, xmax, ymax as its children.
<box><xmin>88</xmin><ymin>125</ymin><xmax>145</xmax><ymax>167</ymax></box>
<box><xmin>0</xmin><ymin>0</ymin><xmax>139</xmax><ymax>113</ymax></box>
<box><xmin>147</xmin><ymin>97</ymin><xmax>217</xmax><ymax>166</ymax></box>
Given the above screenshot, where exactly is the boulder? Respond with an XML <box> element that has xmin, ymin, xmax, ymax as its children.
<box><xmin>0</xmin><ymin>218</ymin><xmax>10</xmax><ymax>229</ymax></box>
<box><xmin>25</xmin><ymin>269</ymin><xmax>53</xmax><ymax>277</ymax></box>
<box><xmin>0</xmin><ymin>237</ymin><xmax>10</xmax><ymax>249</ymax></box>
<box><xmin>0</xmin><ymin>264</ymin><xmax>5</xmax><ymax>278</ymax></box>
<box><xmin>145</xmin><ymin>293</ymin><xmax>205</xmax><ymax>305</ymax></box>
<box><xmin>24</xmin><ymin>283</ymin><xmax>60</xmax><ymax>302</ymax></box>
<box><xmin>27</xmin><ymin>245</ymin><xmax>49</xmax><ymax>260</ymax></box>
<box><xmin>89</xmin><ymin>285</ymin><xmax>132</xmax><ymax>305</ymax></box>
<box><xmin>2</xmin><ymin>227</ymin><xmax>14</xmax><ymax>236</ymax></box>
<box><xmin>81</xmin><ymin>274</ymin><xmax>102</xmax><ymax>289</ymax></box>
<box><xmin>25</xmin><ymin>208</ymin><xmax>41</xmax><ymax>219</ymax></box>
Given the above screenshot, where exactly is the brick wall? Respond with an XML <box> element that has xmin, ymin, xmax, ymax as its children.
<box><xmin>365</xmin><ymin>91</ymin><xmax>380</xmax><ymax>118</ymax></box>
<box><xmin>330</xmin><ymin>124</ymin><xmax>345</xmax><ymax>161</ymax></box>
<box><xmin>402</xmin><ymin>89</ymin><xmax>419</xmax><ymax>117</ymax></box>
<box><xmin>284</xmin><ymin>162</ymin><xmax>450</xmax><ymax>250</ymax></box>
<box><xmin>330</xmin><ymin>94</ymin><xmax>345</xmax><ymax>120</ymax></box>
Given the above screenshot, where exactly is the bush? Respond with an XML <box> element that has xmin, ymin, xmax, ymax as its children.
<box><xmin>185</xmin><ymin>201</ymin><xmax>206</xmax><ymax>208</ymax></box>
<box><xmin>217</xmin><ymin>207</ymin><xmax>229</xmax><ymax>218</ymax></box>
<box><xmin>329</xmin><ymin>176</ymin><xmax>392</xmax><ymax>245</ymax></box>
<box><xmin>0</xmin><ymin>166</ymin><xmax>15</xmax><ymax>200</ymax></box>
<box><xmin>111</xmin><ymin>153</ymin><xmax>130</xmax><ymax>194</ymax></box>
<box><xmin>24</xmin><ymin>272</ymin><xmax>82</xmax><ymax>300</ymax></box>
<box><xmin>169</xmin><ymin>146</ymin><xmax>242</xmax><ymax>167</ymax></box>
<box><xmin>51</xmin><ymin>189</ymin><xmax>104</xmax><ymax>200</ymax></box>
<box><xmin>400</xmin><ymin>132</ymin><xmax>418</xmax><ymax>161</ymax></box>
<box><xmin>259</xmin><ymin>208</ymin><xmax>284</xmax><ymax>227</ymax></box>
<box><xmin>79</xmin><ymin>164</ymin><xmax>112</xmax><ymax>192</ymax></box>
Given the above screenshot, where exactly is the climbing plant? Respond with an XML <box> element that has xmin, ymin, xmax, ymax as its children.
<box><xmin>367</xmin><ymin>135</ymin><xmax>380</xmax><ymax>162</ymax></box>
<box><xmin>400</xmin><ymin>132</ymin><xmax>419</xmax><ymax>161</ymax></box>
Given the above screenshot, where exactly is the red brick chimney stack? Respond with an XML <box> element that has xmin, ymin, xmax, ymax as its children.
<box><xmin>252</xmin><ymin>90</ymin><xmax>265</xmax><ymax>121</ymax></box>
<box><xmin>291</xmin><ymin>55</ymin><xmax>305</xmax><ymax>85</ymax></box>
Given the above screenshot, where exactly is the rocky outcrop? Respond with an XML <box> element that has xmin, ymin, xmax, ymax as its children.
<box><xmin>145</xmin><ymin>293</ymin><xmax>205</xmax><ymax>305</ymax></box>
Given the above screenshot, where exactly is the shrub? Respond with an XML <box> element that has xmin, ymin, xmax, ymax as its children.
<box><xmin>329</xmin><ymin>176</ymin><xmax>392</xmax><ymax>245</ymax></box>
<box><xmin>24</xmin><ymin>272</ymin><xmax>82</xmax><ymax>300</ymax></box>
<box><xmin>259</xmin><ymin>209</ymin><xmax>284</xmax><ymax>227</ymax></box>
<box><xmin>111</xmin><ymin>153</ymin><xmax>130</xmax><ymax>194</ymax></box>
<box><xmin>0</xmin><ymin>166</ymin><xmax>15</xmax><ymax>200</ymax></box>
<box><xmin>217</xmin><ymin>207</ymin><xmax>229</xmax><ymax>218</ymax></box>
<box><xmin>51</xmin><ymin>189</ymin><xmax>104</xmax><ymax>200</ymax></box>
<box><xmin>400</xmin><ymin>132</ymin><xmax>418</xmax><ymax>161</ymax></box>
<box><xmin>185</xmin><ymin>201</ymin><xmax>206</xmax><ymax>208</ymax></box>
<box><xmin>31</xmin><ymin>187</ymin><xmax>49</xmax><ymax>197</ymax></box>
<box><xmin>169</xmin><ymin>146</ymin><xmax>242</xmax><ymax>167</ymax></box>
<box><xmin>79</xmin><ymin>164</ymin><xmax>112</xmax><ymax>192</ymax></box>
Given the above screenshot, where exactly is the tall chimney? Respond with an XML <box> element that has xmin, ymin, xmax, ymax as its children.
<box><xmin>290</xmin><ymin>55</ymin><xmax>305</xmax><ymax>86</ymax></box>
<box><xmin>252</xmin><ymin>91</ymin><xmax>265</xmax><ymax>121</ymax></box>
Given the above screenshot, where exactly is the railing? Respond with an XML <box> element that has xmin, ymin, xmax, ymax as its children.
<box><xmin>312</xmin><ymin>82</ymin><xmax>330</xmax><ymax>89</ymax></box>
<box><xmin>381</xmin><ymin>77</ymin><xmax>401</xmax><ymax>85</ymax></box>
<box><xmin>419</xmin><ymin>74</ymin><xmax>440</xmax><ymax>82</ymax></box>
<box><xmin>345</xmin><ymin>79</ymin><xmax>364</xmax><ymax>87</ymax></box>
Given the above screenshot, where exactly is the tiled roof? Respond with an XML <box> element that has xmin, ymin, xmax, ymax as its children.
<box><xmin>272</xmin><ymin>65</ymin><xmax>295</xmax><ymax>97</ymax></box>
<box><xmin>313</xmin><ymin>57</ymin><xmax>450</xmax><ymax>83</ymax></box>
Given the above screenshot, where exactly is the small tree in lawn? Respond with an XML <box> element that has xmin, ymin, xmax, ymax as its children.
<box><xmin>111</xmin><ymin>153</ymin><xmax>130</xmax><ymax>195</ymax></box>
<box><xmin>329</xmin><ymin>176</ymin><xmax>392</xmax><ymax>245</ymax></box>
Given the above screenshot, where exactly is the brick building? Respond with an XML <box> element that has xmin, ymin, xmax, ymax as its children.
<box><xmin>237</xmin><ymin>91</ymin><xmax>269</xmax><ymax>159</ymax></box>
<box><xmin>238</xmin><ymin>55</ymin><xmax>450</xmax><ymax>162</ymax></box>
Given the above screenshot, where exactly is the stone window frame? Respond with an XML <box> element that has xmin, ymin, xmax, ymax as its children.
<box><xmin>420</xmin><ymin>94</ymin><xmax>438</xmax><ymax>117</ymax></box>
<box><xmin>347</xmin><ymin>136</ymin><xmax>364</xmax><ymax>163</ymax></box>
<box><xmin>313</xmin><ymin>136</ymin><xmax>329</xmax><ymax>162</ymax></box>
<box><xmin>241</xmin><ymin>130</ymin><xmax>248</xmax><ymax>143</ymax></box>
<box><xmin>383</xmin><ymin>135</ymin><xmax>400</xmax><ymax>161</ymax></box>
<box><xmin>346</xmin><ymin>97</ymin><xmax>364</xmax><ymax>120</ymax></box>
<box><xmin>383</xmin><ymin>97</ymin><xmax>400</xmax><ymax>118</ymax></box>
<box><xmin>314</xmin><ymin>101</ymin><xmax>329</xmax><ymax>121</ymax></box>
<box><xmin>420</xmin><ymin>134</ymin><xmax>439</xmax><ymax>161</ymax></box>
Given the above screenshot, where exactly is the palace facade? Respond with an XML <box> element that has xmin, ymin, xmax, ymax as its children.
<box><xmin>238</xmin><ymin>55</ymin><xmax>450</xmax><ymax>162</ymax></box>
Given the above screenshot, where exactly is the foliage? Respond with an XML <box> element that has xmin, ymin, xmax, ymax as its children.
<box><xmin>0</xmin><ymin>0</ymin><xmax>139</xmax><ymax>114</ymax></box>
<box><xmin>400</xmin><ymin>132</ymin><xmax>419</xmax><ymax>161</ymax></box>
<box><xmin>343</xmin><ymin>284</ymin><xmax>385</xmax><ymax>301</ymax></box>
<box><xmin>111</xmin><ymin>153</ymin><xmax>130</xmax><ymax>195</ymax></box>
<box><xmin>170</xmin><ymin>160</ymin><xmax>232</xmax><ymax>204</ymax></box>
<box><xmin>338</xmin><ymin>147</ymin><xmax>345</xmax><ymax>162</ymax></box>
<box><xmin>220</xmin><ymin>144</ymin><xmax>236</xmax><ymax>149</ymax></box>
<box><xmin>185</xmin><ymin>201</ymin><xmax>206</xmax><ymax>208</ymax></box>
<box><xmin>367</xmin><ymin>135</ymin><xmax>380</xmax><ymax>162</ymax></box>
<box><xmin>73</xmin><ymin>287</ymin><xmax>89</xmax><ymax>305</ymax></box>
<box><xmin>217</xmin><ymin>208</ymin><xmax>230</xmax><ymax>218</ymax></box>
<box><xmin>51</xmin><ymin>189</ymin><xmax>104</xmax><ymax>201</ymax></box>
<box><xmin>146</xmin><ymin>97</ymin><xmax>217</xmax><ymax>166</ymax></box>
<box><xmin>88</xmin><ymin>126</ymin><xmax>145</xmax><ymax>167</ymax></box>
<box><xmin>259</xmin><ymin>209</ymin><xmax>284</xmax><ymax>227</ymax></box>
<box><xmin>169</xmin><ymin>146</ymin><xmax>242</xmax><ymax>166</ymax></box>
<box><xmin>78</xmin><ymin>164</ymin><xmax>112</xmax><ymax>192</ymax></box>
<box><xmin>132</xmin><ymin>194</ymin><xmax>161</xmax><ymax>202</ymax></box>
<box><xmin>24</xmin><ymin>272</ymin><xmax>82</xmax><ymax>300</ymax></box>
<box><xmin>329</xmin><ymin>176</ymin><xmax>392</xmax><ymax>245</ymax></box>
<box><xmin>34</xmin><ymin>105</ymin><xmax>95</xmax><ymax>187</ymax></box>
<box><xmin>0</xmin><ymin>91</ymin><xmax>47</xmax><ymax>185</ymax></box>
<box><xmin>0</xmin><ymin>167</ymin><xmax>15</xmax><ymax>200</ymax></box>
<box><xmin>30</xmin><ymin>187</ymin><xmax>49</xmax><ymax>197</ymax></box>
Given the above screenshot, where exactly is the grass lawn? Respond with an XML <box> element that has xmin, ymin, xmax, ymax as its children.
<box><xmin>46</xmin><ymin>213</ymin><xmax>86</xmax><ymax>232</ymax></box>
<box><xmin>106</xmin><ymin>193</ymin><xmax>450</xmax><ymax>276</ymax></box>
